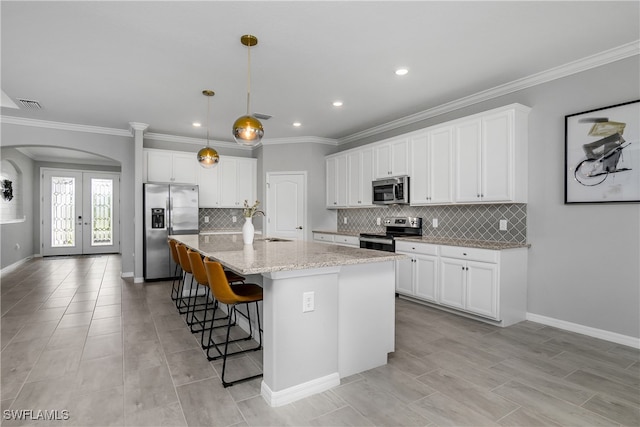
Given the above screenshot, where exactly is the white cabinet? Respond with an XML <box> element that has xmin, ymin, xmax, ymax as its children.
<box><xmin>146</xmin><ymin>150</ymin><xmax>197</xmax><ymax>184</ymax></box>
<box><xmin>454</xmin><ymin>106</ymin><xmax>529</xmax><ymax>203</ymax></box>
<box><xmin>326</xmin><ymin>155</ymin><xmax>348</xmax><ymax>209</ymax></box>
<box><xmin>313</xmin><ymin>232</ymin><xmax>335</xmax><ymax>243</ymax></box>
<box><xmin>396</xmin><ymin>241</ymin><xmax>527</xmax><ymax>326</ymax></box>
<box><xmin>197</xmin><ymin>165</ymin><xmax>221</xmax><ymax>208</ymax></box>
<box><xmin>219</xmin><ymin>157</ymin><xmax>257</xmax><ymax>208</ymax></box>
<box><xmin>313</xmin><ymin>232</ymin><xmax>359</xmax><ymax>247</ymax></box>
<box><xmin>410</xmin><ymin>127</ymin><xmax>454</xmax><ymax>205</ymax></box>
<box><xmin>374</xmin><ymin>137</ymin><xmax>409</xmax><ymax>178</ymax></box>
<box><xmin>395</xmin><ymin>241</ymin><xmax>439</xmax><ymax>303</ymax></box>
<box><xmin>347</xmin><ymin>148</ymin><xmax>374</xmax><ymax>207</ymax></box>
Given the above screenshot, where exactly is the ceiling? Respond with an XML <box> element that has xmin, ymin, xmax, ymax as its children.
<box><xmin>2</xmin><ymin>1</ymin><xmax>639</xmax><ymax>149</ymax></box>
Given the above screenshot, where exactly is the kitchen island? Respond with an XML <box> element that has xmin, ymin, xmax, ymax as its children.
<box><xmin>171</xmin><ymin>234</ymin><xmax>404</xmax><ymax>407</ymax></box>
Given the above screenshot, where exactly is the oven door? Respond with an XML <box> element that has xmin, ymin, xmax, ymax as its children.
<box><xmin>360</xmin><ymin>236</ymin><xmax>395</xmax><ymax>252</ymax></box>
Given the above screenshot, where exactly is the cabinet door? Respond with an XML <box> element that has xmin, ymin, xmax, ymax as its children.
<box><xmin>236</xmin><ymin>158</ymin><xmax>256</xmax><ymax>205</ymax></box>
<box><xmin>482</xmin><ymin>110</ymin><xmax>512</xmax><ymax>202</ymax></box>
<box><xmin>390</xmin><ymin>138</ymin><xmax>409</xmax><ymax>176</ymax></box>
<box><xmin>395</xmin><ymin>256</ymin><xmax>414</xmax><ymax>295</ymax></box>
<box><xmin>219</xmin><ymin>158</ymin><xmax>239</xmax><ymax>207</ymax></box>
<box><xmin>466</xmin><ymin>261</ymin><xmax>499</xmax><ymax>319</ymax></box>
<box><xmin>326</xmin><ymin>157</ymin><xmax>337</xmax><ymax>208</ymax></box>
<box><xmin>429</xmin><ymin>127</ymin><xmax>454</xmax><ymax>204</ymax></box>
<box><xmin>439</xmin><ymin>257</ymin><xmax>466</xmax><ymax>310</ymax></box>
<box><xmin>146</xmin><ymin>151</ymin><xmax>173</xmax><ymax>182</ymax></box>
<box><xmin>172</xmin><ymin>153</ymin><xmax>197</xmax><ymax>184</ymax></box>
<box><xmin>335</xmin><ymin>155</ymin><xmax>348</xmax><ymax>207</ymax></box>
<box><xmin>455</xmin><ymin>119</ymin><xmax>482</xmax><ymax>202</ymax></box>
<box><xmin>414</xmin><ymin>254</ymin><xmax>438</xmax><ymax>302</ymax></box>
<box><xmin>374</xmin><ymin>143</ymin><xmax>391</xmax><ymax>178</ymax></box>
<box><xmin>410</xmin><ymin>133</ymin><xmax>429</xmax><ymax>204</ymax></box>
<box><xmin>347</xmin><ymin>152</ymin><xmax>361</xmax><ymax>206</ymax></box>
<box><xmin>360</xmin><ymin>148</ymin><xmax>374</xmax><ymax>206</ymax></box>
<box><xmin>197</xmin><ymin>165</ymin><xmax>220</xmax><ymax>207</ymax></box>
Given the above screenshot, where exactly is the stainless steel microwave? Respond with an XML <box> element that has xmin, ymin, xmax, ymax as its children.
<box><xmin>372</xmin><ymin>176</ymin><xmax>409</xmax><ymax>205</ymax></box>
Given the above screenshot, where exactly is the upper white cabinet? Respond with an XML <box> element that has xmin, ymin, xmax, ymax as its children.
<box><xmin>326</xmin><ymin>155</ymin><xmax>348</xmax><ymax>208</ymax></box>
<box><xmin>146</xmin><ymin>150</ymin><xmax>197</xmax><ymax>184</ymax></box>
<box><xmin>218</xmin><ymin>157</ymin><xmax>257</xmax><ymax>208</ymax></box>
<box><xmin>410</xmin><ymin>127</ymin><xmax>454</xmax><ymax>205</ymax></box>
<box><xmin>454</xmin><ymin>106</ymin><xmax>529</xmax><ymax>203</ymax></box>
<box><xmin>374</xmin><ymin>137</ymin><xmax>409</xmax><ymax>178</ymax></box>
<box><xmin>347</xmin><ymin>148</ymin><xmax>374</xmax><ymax>207</ymax></box>
<box><xmin>197</xmin><ymin>163</ymin><xmax>221</xmax><ymax>208</ymax></box>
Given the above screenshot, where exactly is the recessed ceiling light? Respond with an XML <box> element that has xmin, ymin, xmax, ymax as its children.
<box><xmin>293</xmin><ymin>122</ymin><xmax>301</xmax><ymax>127</ymax></box>
<box><xmin>395</xmin><ymin>68</ymin><xmax>409</xmax><ymax>76</ymax></box>
<box><xmin>192</xmin><ymin>122</ymin><xmax>202</xmax><ymax>127</ymax></box>
<box><xmin>332</xmin><ymin>101</ymin><xmax>343</xmax><ymax>107</ymax></box>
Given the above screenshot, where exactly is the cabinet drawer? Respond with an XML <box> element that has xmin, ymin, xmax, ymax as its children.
<box><xmin>313</xmin><ymin>233</ymin><xmax>335</xmax><ymax>243</ymax></box>
<box><xmin>440</xmin><ymin>246</ymin><xmax>498</xmax><ymax>263</ymax></box>
<box><xmin>335</xmin><ymin>235</ymin><xmax>359</xmax><ymax>246</ymax></box>
<box><xmin>395</xmin><ymin>241</ymin><xmax>438</xmax><ymax>256</ymax></box>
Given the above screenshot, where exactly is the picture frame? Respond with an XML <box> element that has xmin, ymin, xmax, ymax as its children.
<box><xmin>565</xmin><ymin>100</ymin><xmax>639</xmax><ymax>204</ymax></box>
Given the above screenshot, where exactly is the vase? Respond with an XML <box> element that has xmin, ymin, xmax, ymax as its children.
<box><xmin>242</xmin><ymin>216</ymin><xmax>254</xmax><ymax>245</ymax></box>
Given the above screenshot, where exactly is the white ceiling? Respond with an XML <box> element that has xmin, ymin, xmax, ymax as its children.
<box><xmin>1</xmin><ymin>1</ymin><xmax>639</xmax><ymax>149</ymax></box>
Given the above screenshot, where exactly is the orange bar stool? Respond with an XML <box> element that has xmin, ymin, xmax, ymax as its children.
<box><xmin>168</xmin><ymin>239</ymin><xmax>185</xmax><ymax>307</ymax></box>
<box><xmin>204</xmin><ymin>259</ymin><xmax>263</xmax><ymax>387</ymax></box>
<box><xmin>175</xmin><ymin>243</ymin><xmax>210</xmax><ymax>323</ymax></box>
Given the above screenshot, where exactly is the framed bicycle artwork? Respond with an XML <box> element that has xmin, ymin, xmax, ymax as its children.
<box><xmin>565</xmin><ymin>100</ymin><xmax>639</xmax><ymax>204</ymax></box>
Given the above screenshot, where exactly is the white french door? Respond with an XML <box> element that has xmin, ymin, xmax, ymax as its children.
<box><xmin>42</xmin><ymin>169</ymin><xmax>120</xmax><ymax>256</ymax></box>
<box><xmin>266</xmin><ymin>172</ymin><xmax>306</xmax><ymax>240</ymax></box>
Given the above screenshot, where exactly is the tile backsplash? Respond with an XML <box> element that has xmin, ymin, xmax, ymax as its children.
<box><xmin>337</xmin><ymin>204</ymin><xmax>527</xmax><ymax>243</ymax></box>
<box><xmin>199</xmin><ymin>208</ymin><xmax>263</xmax><ymax>232</ymax></box>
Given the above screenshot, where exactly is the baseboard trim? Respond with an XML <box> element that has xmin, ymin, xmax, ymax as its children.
<box><xmin>261</xmin><ymin>373</ymin><xmax>341</xmax><ymax>407</ymax></box>
<box><xmin>0</xmin><ymin>256</ymin><xmax>33</xmax><ymax>275</ymax></box>
<box><xmin>526</xmin><ymin>312</ymin><xmax>640</xmax><ymax>349</ymax></box>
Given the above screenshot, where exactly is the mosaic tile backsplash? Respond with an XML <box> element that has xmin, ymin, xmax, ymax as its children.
<box><xmin>337</xmin><ymin>204</ymin><xmax>527</xmax><ymax>243</ymax></box>
<box><xmin>199</xmin><ymin>208</ymin><xmax>263</xmax><ymax>232</ymax></box>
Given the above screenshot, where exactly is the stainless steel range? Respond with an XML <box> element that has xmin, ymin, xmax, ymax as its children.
<box><xmin>359</xmin><ymin>217</ymin><xmax>423</xmax><ymax>252</ymax></box>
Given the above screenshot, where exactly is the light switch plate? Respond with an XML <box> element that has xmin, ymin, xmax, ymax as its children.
<box><xmin>302</xmin><ymin>291</ymin><xmax>315</xmax><ymax>312</ymax></box>
<box><xmin>499</xmin><ymin>219</ymin><xmax>508</xmax><ymax>231</ymax></box>
<box><xmin>432</xmin><ymin>218</ymin><xmax>438</xmax><ymax>228</ymax></box>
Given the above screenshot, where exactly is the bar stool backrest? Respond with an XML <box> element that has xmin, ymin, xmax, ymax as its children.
<box><xmin>175</xmin><ymin>244</ymin><xmax>193</xmax><ymax>274</ymax></box>
<box><xmin>187</xmin><ymin>249</ymin><xmax>208</xmax><ymax>286</ymax></box>
<box><xmin>168</xmin><ymin>239</ymin><xmax>180</xmax><ymax>265</ymax></box>
<box><xmin>203</xmin><ymin>260</ymin><xmax>242</xmax><ymax>305</ymax></box>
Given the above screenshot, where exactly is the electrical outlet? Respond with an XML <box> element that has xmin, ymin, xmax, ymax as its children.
<box><xmin>343</xmin><ymin>217</ymin><xmax>348</xmax><ymax>224</ymax></box>
<box><xmin>232</xmin><ymin>216</ymin><xmax>237</xmax><ymax>223</ymax></box>
<box><xmin>432</xmin><ymin>218</ymin><xmax>438</xmax><ymax>228</ymax></box>
<box><xmin>204</xmin><ymin>216</ymin><xmax>209</xmax><ymax>223</ymax></box>
<box><xmin>376</xmin><ymin>217</ymin><xmax>381</xmax><ymax>225</ymax></box>
<box><xmin>302</xmin><ymin>291</ymin><xmax>315</xmax><ymax>312</ymax></box>
<box><xmin>499</xmin><ymin>219</ymin><xmax>508</xmax><ymax>231</ymax></box>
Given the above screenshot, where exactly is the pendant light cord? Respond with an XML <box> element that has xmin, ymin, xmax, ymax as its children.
<box><xmin>246</xmin><ymin>41</ymin><xmax>251</xmax><ymax>116</ymax></box>
<box><xmin>206</xmin><ymin>95</ymin><xmax>211</xmax><ymax>147</ymax></box>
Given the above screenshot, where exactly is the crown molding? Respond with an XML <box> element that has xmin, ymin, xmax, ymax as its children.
<box><xmin>337</xmin><ymin>40</ymin><xmax>640</xmax><ymax>145</ymax></box>
<box><xmin>260</xmin><ymin>136</ymin><xmax>339</xmax><ymax>146</ymax></box>
<box><xmin>0</xmin><ymin>115</ymin><xmax>132</xmax><ymax>137</ymax></box>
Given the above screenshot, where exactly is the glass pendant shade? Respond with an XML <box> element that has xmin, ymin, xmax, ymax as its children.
<box><xmin>233</xmin><ymin>114</ymin><xmax>264</xmax><ymax>146</ymax></box>
<box><xmin>197</xmin><ymin>146</ymin><xmax>219</xmax><ymax>168</ymax></box>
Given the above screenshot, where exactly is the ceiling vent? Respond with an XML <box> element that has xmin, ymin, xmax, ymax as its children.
<box><xmin>253</xmin><ymin>112</ymin><xmax>272</xmax><ymax>120</ymax></box>
<box><xmin>17</xmin><ymin>98</ymin><xmax>43</xmax><ymax>110</ymax></box>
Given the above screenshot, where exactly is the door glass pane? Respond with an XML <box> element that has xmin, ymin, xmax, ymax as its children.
<box><xmin>51</xmin><ymin>176</ymin><xmax>75</xmax><ymax>247</ymax></box>
<box><xmin>91</xmin><ymin>178</ymin><xmax>113</xmax><ymax>246</ymax></box>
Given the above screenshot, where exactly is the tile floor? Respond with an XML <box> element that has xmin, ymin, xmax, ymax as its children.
<box><xmin>1</xmin><ymin>254</ymin><xmax>639</xmax><ymax>426</ymax></box>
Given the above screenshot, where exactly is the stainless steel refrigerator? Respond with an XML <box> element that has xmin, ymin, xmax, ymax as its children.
<box><xmin>143</xmin><ymin>183</ymin><xmax>199</xmax><ymax>280</ymax></box>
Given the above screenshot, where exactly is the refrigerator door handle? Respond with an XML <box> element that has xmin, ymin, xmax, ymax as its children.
<box><xmin>166</xmin><ymin>198</ymin><xmax>172</xmax><ymax>235</ymax></box>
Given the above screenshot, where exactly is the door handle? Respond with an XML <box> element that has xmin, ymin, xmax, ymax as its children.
<box><xmin>296</xmin><ymin>226</ymin><xmax>303</xmax><ymax>230</ymax></box>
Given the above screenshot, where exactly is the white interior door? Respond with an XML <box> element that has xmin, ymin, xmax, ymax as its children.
<box><xmin>42</xmin><ymin>169</ymin><xmax>120</xmax><ymax>256</ymax></box>
<box><xmin>266</xmin><ymin>172</ymin><xmax>306</xmax><ymax>240</ymax></box>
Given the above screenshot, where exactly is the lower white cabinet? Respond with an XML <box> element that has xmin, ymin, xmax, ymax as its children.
<box><xmin>395</xmin><ymin>241</ymin><xmax>527</xmax><ymax>326</ymax></box>
<box><xmin>313</xmin><ymin>232</ymin><xmax>359</xmax><ymax>247</ymax></box>
<box><xmin>395</xmin><ymin>241</ymin><xmax>438</xmax><ymax>303</ymax></box>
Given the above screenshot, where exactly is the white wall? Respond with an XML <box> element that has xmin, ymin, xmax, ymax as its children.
<box><xmin>1</xmin><ymin>124</ymin><xmax>135</xmax><ymax>275</ymax></box>
<box><xmin>341</xmin><ymin>56</ymin><xmax>640</xmax><ymax>340</ymax></box>
<box><xmin>0</xmin><ymin>147</ymin><xmax>35</xmax><ymax>269</ymax></box>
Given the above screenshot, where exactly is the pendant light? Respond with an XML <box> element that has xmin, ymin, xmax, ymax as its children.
<box><xmin>197</xmin><ymin>90</ymin><xmax>220</xmax><ymax>168</ymax></box>
<box><xmin>233</xmin><ymin>34</ymin><xmax>264</xmax><ymax>146</ymax></box>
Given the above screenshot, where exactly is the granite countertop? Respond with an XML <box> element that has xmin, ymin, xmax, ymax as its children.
<box><xmin>171</xmin><ymin>234</ymin><xmax>404</xmax><ymax>275</ymax></box>
<box><xmin>312</xmin><ymin>230</ymin><xmax>530</xmax><ymax>250</ymax></box>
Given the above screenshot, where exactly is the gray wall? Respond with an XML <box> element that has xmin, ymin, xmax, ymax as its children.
<box><xmin>259</xmin><ymin>142</ymin><xmax>337</xmax><ymax>239</ymax></box>
<box><xmin>0</xmin><ymin>147</ymin><xmax>35</xmax><ymax>269</ymax></box>
<box><xmin>339</xmin><ymin>56</ymin><xmax>640</xmax><ymax>339</ymax></box>
<box><xmin>1</xmin><ymin>124</ymin><xmax>135</xmax><ymax>275</ymax></box>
